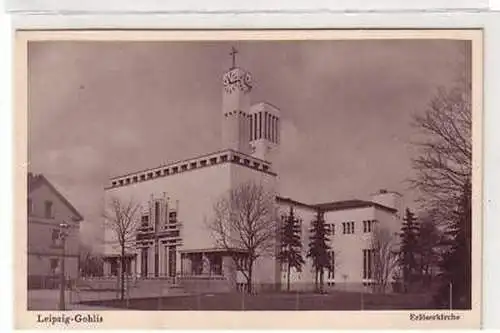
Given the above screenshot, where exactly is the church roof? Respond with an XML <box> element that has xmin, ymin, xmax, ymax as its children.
<box><xmin>28</xmin><ymin>172</ymin><xmax>84</xmax><ymax>222</ymax></box>
<box><xmin>276</xmin><ymin>196</ymin><xmax>397</xmax><ymax>214</ymax></box>
<box><xmin>313</xmin><ymin>199</ymin><xmax>397</xmax><ymax>213</ymax></box>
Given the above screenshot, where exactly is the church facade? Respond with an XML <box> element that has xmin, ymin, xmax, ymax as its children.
<box><xmin>102</xmin><ymin>52</ymin><xmax>403</xmax><ymax>292</ymax></box>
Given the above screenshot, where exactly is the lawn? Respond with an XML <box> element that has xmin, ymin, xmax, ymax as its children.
<box><xmin>80</xmin><ymin>290</ymin><xmax>434</xmax><ymax>311</ymax></box>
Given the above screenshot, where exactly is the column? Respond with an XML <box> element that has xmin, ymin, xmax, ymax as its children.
<box><xmin>148</xmin><ymin>246</ymin><xmax>155</xmax><ymax>278</ymax></box>
<box><xmin>103</xmin><ymin>260</ymin><xmax>111</xmax><ymax>277</ymax></box>
<box><xmin>136</xmin><ymin>249</ymin><xmax>141</xmax><ymax>278</ymax></box>
<box><xmin>202</xmin><ymin>253</ymin><xmax>209</xmax><ymax>275</ymax></box>
<box><xmin>158</xmin><ymin>242</ymin><xmax>164</xmax><ymax>277</ymax></box>
<box><xmin>176</xmin><ymin>250</ymin><xmax>182</xmax><ymax>277</ymax></box>
<box><xmin>276</xmin><ymin>118</ymin><xmax>279</xmax><ymax>143</ymax></box>
<box><xmin>271</xmin><ymin>116</ymin><xmax>275</xmax><ymax>143</ymax></box>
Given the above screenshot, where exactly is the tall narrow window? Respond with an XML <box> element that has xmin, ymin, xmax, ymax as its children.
<box><xmin>141</xmin><ymin>214</ymin><xmax>149</xmax><ymax>227</ymax></box>
<box><xmin>254</xmin><ymin>114</ymin><xmax>258</xmax><ymax>141</ymax></box>
<box><xmin>328</xmin><ymin>251</ymin><xmax>335</xmax><ymax>279</ymax></box>
<box><xmin>264</xmin><ymin>112</ymin><xmax>268</xmax><ymax>139</ymax></box>
<box><xmin>250</xmin><ymin>115</ymin><xmax>253</xmax><ymax>141</ymax></box>
<box><xmin>51</xmin><ymin>229</ymin><xmax>60</xmax><ymax>246</ymax></box>
<box><xmin>44</xmin><ymin>200</ymin><xmax>53</xmax><ymax>218</ymax></box>
<box><xmin>50</xmin><ymin>258</ymin><xmax>59</xmax><ymax>275</ymax></box>
<box><xmin>267</xmin><ymin>113</ymin><xmax>271</xmax><ymax>139</ymax></box>
<box><xmin>363</xmin><ymin>249</ymin><xmax>373</xmax><ymax>279</ymax></box>
<box><xmin>141</xmin><ymin>248</ymin><xmax>148</xmax><ymax>277</ymax></box>
<box><xmin>258</xmin><ymin>112</ymin><xmax>262</xmax><ymax>139</ymax></box>
<box><xmin>271</xmin><ymin>116</ymin><xmax>275</xmax><ymax>143</ymax></box>
<box><xmin>276</xmin><ymin>118</ymin><xmax>280</xmax><ymax>143</ymax></box>
<box><xmin>155</xmin><ymin>201</ymin><xmax>161</xmax><ymax>230</ymax></box>
<box><xmin>154</xmin><ymin>243</ymin><xmax>159</xmax><ymax>277</ymax></box>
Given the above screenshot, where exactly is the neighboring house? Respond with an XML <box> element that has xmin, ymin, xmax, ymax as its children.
<box><xmin>27</xmin><ymin>173</ymin><xmax>83</xmax><ymax>289</ymax></box>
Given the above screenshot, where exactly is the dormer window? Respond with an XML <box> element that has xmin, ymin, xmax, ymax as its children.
<box><xmin>190</xmin><ymin>162</ymin><xmax>197</xmax><ymax>169</ymax></box>
<box><xmin>210</xmin><ymin>157</ymin><xmax>217</xmax><ymax>165</ymax></box>
<box><xmin>200</xmin><ymin>160</ymin><xmax>207</xmax><ymax>167</ymax></box>
<box><xmin>172</xmin><ymin>166</ymin><xmax>179</xmax><ymax>173</ymax></box>
<box><xmin>220</xmin><ymin>155</ymin><xmax>228</xmax><ymax>162</ymax></box>
<box><xmin>181</xmin><ymin>164</ymin><xmax>188</xmax><ymax>171</ymax></box>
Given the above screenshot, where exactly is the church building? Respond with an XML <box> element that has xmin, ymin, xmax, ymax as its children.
<box><xmin>102</xmin><ymin>48</ymin><xmax>403</xmax><ymax>292</ymax></box>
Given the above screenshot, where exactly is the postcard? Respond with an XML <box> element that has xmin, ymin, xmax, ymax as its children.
<box><xmin>14</xmin><ymin>29</ymin><xmax>482</xmax><ymax>329</ymax></box>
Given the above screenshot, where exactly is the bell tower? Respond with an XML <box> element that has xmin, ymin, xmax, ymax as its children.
<box><xmin>249</xmin><ymin>102</ymin><xmax>280</xmax><ymax>164</ymax></box>
<box><xmin>221</xmin><ymin>47</ymin><xmax>253</xmax><ymax>154</ymax></box>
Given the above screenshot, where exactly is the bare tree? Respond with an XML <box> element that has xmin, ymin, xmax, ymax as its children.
<box><xmin>103</xmin><ymin>197</ymin><xmax>141</xmax><ymax>300</ymax></box>
<box><xmin>411</xmin><ymin>81</ymin><xmax>471</xmax><ymax>223</ymax></box>
<box><xmin>208</xmin><ymin>181</ymin><xmax>278</xmax><ymax>293</ymax></box>
<box><xmin>371</xmin><ymin>226</ymin><xmax>399</xmax><ymax>294</ymax></box>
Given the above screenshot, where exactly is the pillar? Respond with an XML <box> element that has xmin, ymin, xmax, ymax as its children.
<box><xmin>103</xmin><ymin>260</ymin><xmax>111</xmax><ymax>277</ymax></box>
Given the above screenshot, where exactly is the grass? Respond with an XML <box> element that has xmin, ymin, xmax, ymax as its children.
<box><xmin>80</xmin><ymin>290</ymin><xmax>435</xmax><ymax>311</ymax></box>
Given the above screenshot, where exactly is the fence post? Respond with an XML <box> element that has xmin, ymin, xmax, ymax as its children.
<box><xmin>360</xmin><ymin>286</ymin><xmax>364</xmax><ymax>311</ymax></box>
<box><xmin>241</xmin><ymin>286</ymin><xmax>245</xmax><ymax>311</ymax></box>
<box><xmin>449</xmin><ymin>282</ymin><xmax>453</xmax><ymax>311</ymax></box>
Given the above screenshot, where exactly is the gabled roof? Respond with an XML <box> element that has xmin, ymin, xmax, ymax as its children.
<box><xmin>28</xmin><ymin>173</ymin><xmax>84</xmax><ymax>222</ymax></box>
<box><xmin>276</xmin><ymin>196</ymin><xmax>397</xmax><ymax>214</ymax></box>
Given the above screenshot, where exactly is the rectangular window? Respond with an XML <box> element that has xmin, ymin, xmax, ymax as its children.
<box><xmin>363</xmin><ymin>249</ymin><xmax>373</xmax><ymax>279</ymax></box>
<box><xmin>50</xmin><ymin>258</ymin><xmax>59</xmax><ymax>275</ymax></box>
<box><xmin>155</xmin><ymin>202</ymin><xmax>161</xmax><ymax>230</ymax></box>
<box><xmin>141</xmin><ymin>248</ymin><xmax>148</xmax><ymax>277</ymax></box>
<box><xmin>191</xmin><ymin>253</ymin><xmax>203</xmax><ymax>275</ymax></box>
<box><xmin>141</xmin><ymin>214</ymin><xmax>149</xmax><ymax>227</ymax></box>
<box><xmin>327</xmin><ymin>251</ymin><xmax>335</xmax><ymax>280</ymax></box>
<box><xmin>44</xmin><ymin>200</ymin><xmax>53</xmax><ymax>218</ymax></box>
<box><xmin>342</xmin><ymin>222</ymin><xmax>355</xmax><ymax>234</ymax></box>
<box><xmin>169</xmin><ymin>211</ymin><xmax>177</xmax><ymax>224</ymax></box>
<box><xmin>254</xmin><ymin>115</ymin><xmax>258</xmax><ymax>140</ymax></box>
<box><xmin>168</xmin><ymin>246</ymin><xmax>177</xmax><ymax>278</ymax></box>
<box><xmin>51</xmin><ymin>229</ymin><xmax>60</xmax><ymax>246</ymax></box>
<box><xmin>264</xmin><ymin>112</ymin><xmax>268</xmax><ymax>140</ymax></box>
<box><xmin>209</xmin><ymin>253</ymin><xmax>223</xmax><ymax>275</ymax></box>
<box><xmin>154</xmin><ymin>244</ymin><xmax>159</xmax><ymax>277</ymax></box>
<box><xmin>250</xmin><ymin>115</ymin><xmax>253</xmax><ymax>141</ymax></box>
<box><xmin>258</xmin><ymin>112</ymin><xmax>262</xmax><ymax>139</ymax></box>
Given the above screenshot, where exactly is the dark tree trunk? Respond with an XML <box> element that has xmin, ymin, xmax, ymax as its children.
<box><xmin>120</xmin><ymin>245</ymin><xmax>125</xmax><ymax>301</ymax></box>
<box><xmin>314</xmin><ymin>269</ymin><xmax>319</xmax><ymax>293</ymax></box>
<box><xmin>319</xmin><ymin>268</ymin><xmax>324</xmax><ymax>293</ymax></box>
<box><xmin>287</xmin><ymin>261</ymin><xmax>291</xmax><ymax>292</ymax></box>
<box><xmin>247</xmin><ymin>261</ymin><xmax>253</xmax><ymax>294</ymax></box>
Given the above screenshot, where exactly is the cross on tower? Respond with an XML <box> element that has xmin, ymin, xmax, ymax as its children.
<box><xmin>230</xmin><ymin>46</ymin><xmax>238</xmax><ymax>69</ymax></box>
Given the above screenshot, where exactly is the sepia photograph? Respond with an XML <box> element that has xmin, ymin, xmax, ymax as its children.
<box><xmin>15</xmin><ymin>29</ymin><xmax>482</xmax><ymax>329</ymax></box>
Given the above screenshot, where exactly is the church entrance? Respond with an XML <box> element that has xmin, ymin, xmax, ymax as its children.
<box><xmin>164</xmin><ymin>245</ymin><xmax>177</xmax><ymax>277</ymax></box>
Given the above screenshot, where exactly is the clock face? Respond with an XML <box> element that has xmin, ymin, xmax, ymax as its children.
<box><xmin>243</xmin><ymin>73</ymin><xmax>252</xmax><ymax>88</ymax></box>
<box><xmin>223</xmin><ymin>70</ymin><xmax>252</xmax><ymax>93</ymax></box>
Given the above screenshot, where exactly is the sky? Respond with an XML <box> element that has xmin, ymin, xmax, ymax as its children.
<box><xmin>27</xmin><ymin>39</ymin><xmax>468</xmax><ymax>246</ymax></box>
